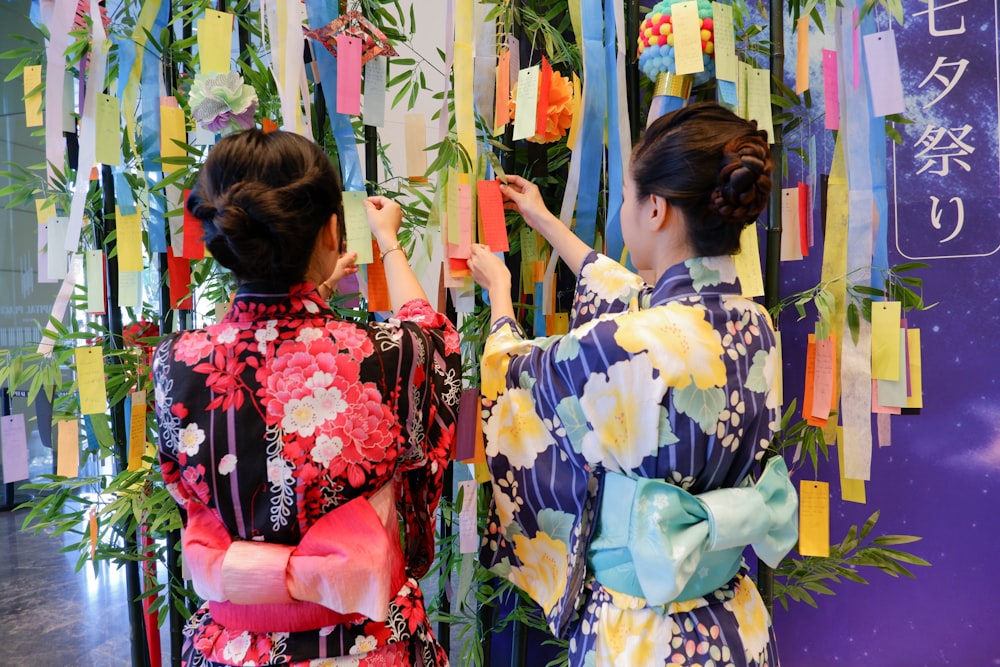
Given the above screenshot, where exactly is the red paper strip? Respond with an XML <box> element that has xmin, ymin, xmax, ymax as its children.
<box><xmin>535</xmin><ymin>57</ymin><xmax>552</xmax><ymax>137</ymax></box>
<box><xmin>182</xmin><ymin>189</ymin><xmax>205</xmax><ymax>260</ymax></box>
<box><xmin>478</xmin><ymin>180</ymin><xmax>508</xmax><ymax>251</ymax></box>
<box><xmin>456</xmin><ymin>387</ymin><xmax>479</xmax><ymax>461</ymax></box>
<box><xmin>167</xmin><ymin>247</ymin><xmax>193</xmax><ymax>309</ymax></box>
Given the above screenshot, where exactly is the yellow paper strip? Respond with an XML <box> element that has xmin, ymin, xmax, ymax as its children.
<box><xmin>745</xmin><ymin>66</ymin><xmax>775</xmax><ymax>143</ymax></box>
<box><xmin>511</xmin><ymin>66</ymin><xmax>540</xmax><ymax>142</ymax></box>
<box><xmin>342</xmin><ymin>191</ymin><xmax>373</xmax><ymax>265</ymax></box>
<box><xmin>56</xmin><ymin>420</ymin><xmax>79</xmax><ymax>478</ymax></box>
<box><xmin>35</xmin><ymin>198</ymin><xmax>54</xmax><ymax>224</ymax></box>
<box><xmin>75</xmin><ymin>346</ymin><xmax>107</xmax><ymax>416</ymax></box>
<box><xmin>116</xmin><ymin>208</ymin><xmax>144</xmax><ymax>273</ymax></box>
<box><xmin>672</xmin><ymin>1</ymin><xmax>705</xmax><ymax>76</ymax></box>
<box><xmin>454</xmin><ymin>0</ymin><xmax>476</xmax><ymax>165</ymax></box>
<box><xmin>95</xmin><ymin>94</ymin><xmax>121</xmax><ymax>167</ymax></box>
<box><xmin>836</xmin><ymin>426</ymin><xmax>866</xmax><ymax>504</ymax></box>
<box><xmin>798</xmin><ymin>480</ymin><xmax>830</xmax><ymax>557</ymax></box>
<box><xmin>159</xmin><ymin>105</ymin><xmax>187</xmax><ymax>174</ymax></box>
<box><xmin>23</xmin><ymin>64</ymin><xmax>43</xmax><ymax>127</ymax></box>
<box><xmin>198</xmin><ymin>10</ymin><xmax>234</xmax><ymax>75</ymax></box>
<box><xmin>566</xmin><ymin>74</ymin><xmax>582</xmax><ymax>151</ymax></box>
<box><xmin>734</xmin><ymin>222</ymin><xmax>764</xmax><ymax>297</ymax></box>
<box><xmin>871</xmin><ymin>301</ymin><xmax>902</xmax><ymax>380</ymax></box>
<box><xmin>404</xmin><ymin>113</ymin><xmax>428</xmax><ymax>179</ymax></box>
<box><xmin>796</xmin><ymin>17</ymin><xmax>810</xmax><ymax>94</ymax></box>
<box><xmin>128</xmin><ymin>390</ymin><xmax>146</xmax><ymax>471</ymax></box>
<box><xmin>712</xmin><ymin>3</ymin><xmax>737</xmax><ymax>82</ymax></box>
<box><xmin>906</xmin><ymin>328</ymin><xmax>923</xmax><ymax>409</ymax></box>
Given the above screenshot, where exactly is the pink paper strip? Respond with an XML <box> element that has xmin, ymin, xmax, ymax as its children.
<box><xmin>822</xmin><ymin>49</ymin><xmax>840</xmax><ymax>130</ymax></box>
<box><xmin>335</xmin><ymin>34</ymin><xmax>362</xmax><ymax>116</ymax></box>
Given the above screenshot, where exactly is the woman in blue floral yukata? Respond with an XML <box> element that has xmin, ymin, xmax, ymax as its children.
<box><xmin>467</xmin><ymin>102</ymin><xmax>799</xmax><ymax>667</ymax></box>
<box><xmin>154</xmin><ymin>130</ymin><xmax>461</xmax><ymax>666</ymax></box>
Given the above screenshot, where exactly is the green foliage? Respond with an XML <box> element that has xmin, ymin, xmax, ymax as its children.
<box><xmin>773</xmin><ymin>510</ymin><xmax>929</xmax><ymax>610</ymax></box>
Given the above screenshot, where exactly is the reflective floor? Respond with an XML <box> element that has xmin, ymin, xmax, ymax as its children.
<box><xmin>0</xmin><ymin>506</ymin><xmax>171</xmax><ymax>667</ymax></box>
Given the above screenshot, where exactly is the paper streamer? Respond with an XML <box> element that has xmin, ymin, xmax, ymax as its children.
<box><xmin>37</xmin><ymin>256</ymin><xmax>82</xmax><ymax>355</ymax></box>
<box><xmin>574</xmin><ymin>0</ymin><xmax>608</xmax><ymax>248</ymax></box>
<box><xmin>603</xmin><ymin>0</ymin><xmax>628</xmax><ymax>267</ymax></box>
<box><xmin>41</xmin><ymin>0</ymin><xmax>75</xmax><ymax>185</ymax></box>
<box><xmin>63</xmin><ymin>0</ymin><xmax>109</xmax><ymax>257</ymax></box>
<box><xmin>305</xmin><ymin>0</ymin><xmax>363</xmax><ymax>191</ymax></box>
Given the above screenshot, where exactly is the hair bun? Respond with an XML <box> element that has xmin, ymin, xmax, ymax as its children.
<box><xmin>203</xmin><ymin>183</ymin><xmax>279</xmax><ymax>273</ymax></box>
<box><xmin>710</xmin><ymin>137</ymin><xmax>773</xmax><ymax>226</ymax></box>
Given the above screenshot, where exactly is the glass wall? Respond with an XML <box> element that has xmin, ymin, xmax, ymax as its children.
<box><xmin>0</xmin><ymin>0</ymin><xmax>61</xmax><ymax>491</ymax></box>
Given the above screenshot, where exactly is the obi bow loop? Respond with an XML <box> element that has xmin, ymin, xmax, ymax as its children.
<box><xmin>588</xmin><ymin>455</ymin><xmax>798</xmax><ymax>606</ymax></box>
<box><xmin>182</xmin><ymin>484</ymin><xmax>406</xmax><ymax>631</ymax></box>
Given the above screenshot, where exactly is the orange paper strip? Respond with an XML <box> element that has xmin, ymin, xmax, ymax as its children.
<box><xmin>366</xmin><ymin>239</ymin><xmax>391</xmax><ymax>312</ymax></box>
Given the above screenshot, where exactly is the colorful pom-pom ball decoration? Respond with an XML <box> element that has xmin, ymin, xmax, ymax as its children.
<box><xmin>636</xmin><ymin>0</ymin><xmax>717</xmax><ymax>86</ymax></box>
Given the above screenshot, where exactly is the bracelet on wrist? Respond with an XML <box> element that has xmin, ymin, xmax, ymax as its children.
<box><xmin>380</xmin><ymin>243</ymin><xmax>405</xmax><ymax>262</ymax></box>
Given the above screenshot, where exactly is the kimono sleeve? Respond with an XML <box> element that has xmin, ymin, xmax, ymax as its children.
<box><xmin>374</xmin><ymin>298</ymin><xmax>462</xmax><ymax>578</ymax></box>
<box><xmin>479</xmin><ymin>315</ymin><xmax>617</xmax><ymax>638</ymax></box>
<box><xmin>570</xmin><ymin>251</ymin><xmax>648</xmax><ymax>327</ymax></box>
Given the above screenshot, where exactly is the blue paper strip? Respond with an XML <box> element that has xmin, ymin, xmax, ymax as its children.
<box><xmin>574</xmin><ymin>0</ymin><xmax>607</xmax><ymax>249</ymax></box>
<box><xmin>534</xmin><ymin>282</ymin><xmax>546</xmax><ymax>335</ymax></box>
<box><xmin>147</xmin><ymin>174</ymin><xmax>167</xmax><ymax>253</ymax></box>
<box><xmin>718</xmin><ymin>79</ymin><xmax>738</xmax><ymax>106</ymax></box>
<box><xmin>603</xmin><ymin>0</ymin><xmax>626</xmax><ymax>268</ymax></box>
<box><xmin>138</xmin><ymin>0</ymin><xmax>169</xmax><ymax>163</ymax></box>
<box><xmin>305</xmin><ymin>0</ymin><xmax>364</xmax><ymax>193</ymax></box>
<box><xmin>114</xmin><ymin>169</ymin><xmax>136</xmax><ymax>215</ymax></box>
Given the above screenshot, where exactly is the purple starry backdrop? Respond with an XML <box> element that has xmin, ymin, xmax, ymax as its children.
<box><xmin>772</xmin><ymin>2</ymin><xmax>1000</xmax><ymax>664</ymax></box>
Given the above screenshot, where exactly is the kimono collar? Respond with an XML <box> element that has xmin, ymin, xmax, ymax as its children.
<box><xmin>646</xmin><ymin>255</ymin><xmax>744</xmax><ymax>307</ymax></box>
<box><xmin>224</xmin><ymin>281</ymin><xmax>331</xmax><ymax>323</ymax></box>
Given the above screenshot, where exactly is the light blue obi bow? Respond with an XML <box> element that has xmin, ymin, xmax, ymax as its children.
<box><xmin>587</xmin><ymin>455</ymin><xmax>798</xmax><ymax>606</ymax></box>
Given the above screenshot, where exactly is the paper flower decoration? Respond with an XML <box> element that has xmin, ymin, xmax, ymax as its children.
<box><xmin>189</xmin><ymin>71</ymin><xmax>258</xmax><ymax>134</ymax></box>
<box><xmin>637</xmin><ymin>0</ymin><xmax>716</xmax><ymax>86</ymax></box>
<box><xmin>305</xmin><ymin>11</ymin><xmax>399</xmax><ymax>65</ymax></box>
<box><xmin>509</xmin><ymin>69</ymin><xmax>575</xmax><ymax>144</ymax></box>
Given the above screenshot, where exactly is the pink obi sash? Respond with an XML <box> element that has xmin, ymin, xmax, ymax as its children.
<box><xmin>182</xmin><ymin>484</ymin><xmax>407</xmax><ymax>633</ymax></box>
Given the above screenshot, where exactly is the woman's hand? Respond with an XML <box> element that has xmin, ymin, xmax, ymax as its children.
<box><xmin>318</xmin><ymin>252</ymin><xmax>358</xmax><ymax>298</ymax></box>
<box><xmin>501</xmin><ymin>174</ymin><xmax>591</xmax><ymax>276</ymax></box>
<box><xmin>499</xmin><ymin>174</ymin><xmax>558</xmax><ymax>234</ymax></box>
<box><xmin>364</xmin><ymin>195</ymin><xmax>403</xmax><ymax>249</ymax></box>
<box><xmin>468</xmin><ymin>244</ymin><xmax>511</xmax><ymax>294</ymax></box>
<box><xmin>468</xmin><ymin>244</ymin><xmax>515</xmax><ymax>324</ymax></box>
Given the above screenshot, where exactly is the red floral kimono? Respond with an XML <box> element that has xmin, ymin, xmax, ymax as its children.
<box><xmin>153</xmin><ymin>283</ymin><xmax>461</xmax><ymax>666</ymax></box>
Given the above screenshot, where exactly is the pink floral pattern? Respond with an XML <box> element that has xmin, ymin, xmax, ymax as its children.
<box><xmin>154</xmin><ymin>282</ymin><xmax>460</xmax><ymax>666</ymax></box>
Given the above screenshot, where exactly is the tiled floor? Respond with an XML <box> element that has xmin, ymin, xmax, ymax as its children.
<box><xmin>0</xmin><ymin>505</ymin><xmax>172</xmax><ymax>667</ymax></box>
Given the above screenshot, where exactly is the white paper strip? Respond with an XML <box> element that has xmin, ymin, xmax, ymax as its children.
<box><xmin>842</xmin><ymin>317</ymin><xmax>873</xmax><ymax>480</ymax></box>
<box><xmin>64</xmin><ymin>0</ymin><xmax>109</xmax><ymax>256</ymax></box>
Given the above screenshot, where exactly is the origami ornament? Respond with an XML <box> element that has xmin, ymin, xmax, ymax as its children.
<box><xmin>189</xmin><ymin>71</ymin><xmax>258</xmax><ymax>134</ymax></box>
<box><xmin>509</xmin><ymin>69</ymin><xmax>575</xmax><ymax>144</ymax></box>
<box><xmin>305</xmin><ymin>11</ymin><xmax>399</xmax><ymax>65</ymax></box>
<box><xmin>73</xmin><ymin>0</ymin><xmax>111</xmax><ymax>33</ymax></box>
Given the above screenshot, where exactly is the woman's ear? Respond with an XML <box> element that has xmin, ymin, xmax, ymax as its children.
<box><xmin>648</xmin><ymin>194</ymin><xmax>670</xmax><ymax>231</ymax></box>
<box><xmin>324</xmin><ymin>213</ymin><xmax>341</xmax><ymax>251</ymax></box>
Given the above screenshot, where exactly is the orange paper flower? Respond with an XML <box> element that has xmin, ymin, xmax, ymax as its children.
<box><xmin>510</xmin><ymin>69</ymin><xmax>575</xmax><ymax>144</ymax></box>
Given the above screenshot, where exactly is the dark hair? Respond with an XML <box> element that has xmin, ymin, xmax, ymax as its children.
<box><xmin>186</xmin><ymin>129</ymin><xmax>346</xmax><ymax>284</ymax></box>
<box><xmin>630</xmin><ymin>102</ymin><xmax>773</xmax><ymax>257</ymax></box>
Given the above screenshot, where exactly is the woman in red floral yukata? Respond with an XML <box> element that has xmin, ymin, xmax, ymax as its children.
<box><xmin>153</xmin><ymin>129</ymin><xmax>461</xmax><ymax>667</ymax></box>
